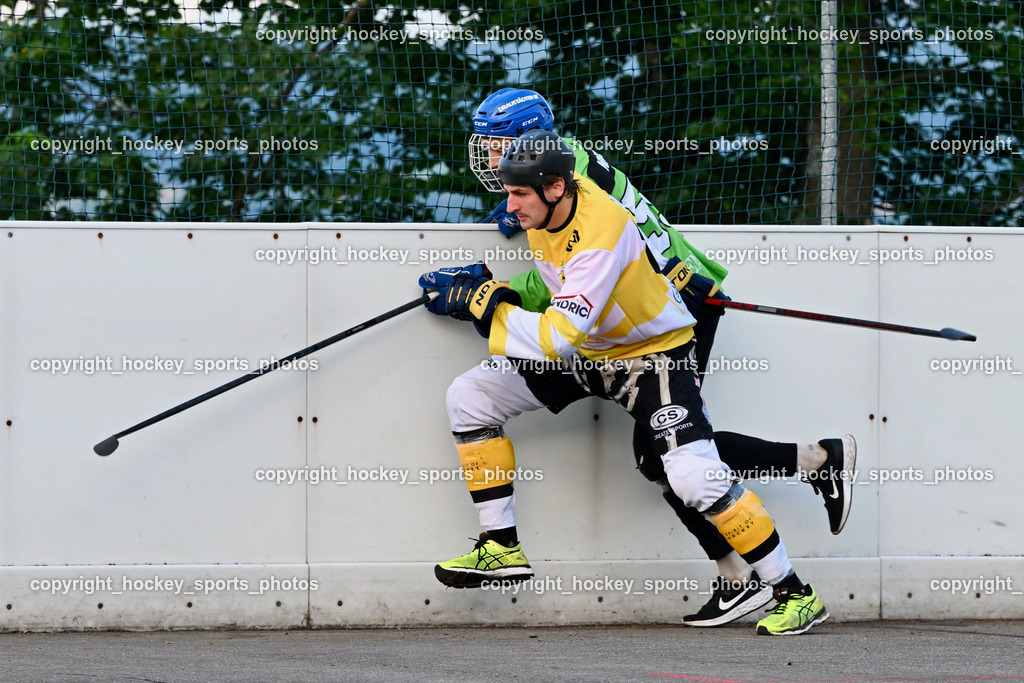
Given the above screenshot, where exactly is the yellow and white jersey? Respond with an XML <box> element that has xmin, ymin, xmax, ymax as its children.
<box><xmin>489</xmin><ymin>174</ymin><xmax>695</xmax><ymax>362</ymax></box>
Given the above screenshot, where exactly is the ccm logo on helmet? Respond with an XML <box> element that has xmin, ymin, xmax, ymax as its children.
<box><xmin>551</xmin><ymin>293</ymin><xmax>593</xmax><ymax>318</ymax></box>
<box><xmin>650</xmin><ymin>405</ymin><xmax>689</xmax><ymax>430</ymax></box>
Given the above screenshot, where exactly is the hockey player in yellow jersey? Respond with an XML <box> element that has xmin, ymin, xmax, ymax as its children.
<box><xmin>418</xmin><ymin>130</ymin><xmax>828</xmax><ymax>635</ymax></box>
<box><xmin>490</xmin><ymin>174</ymin><xmax>693</xmax><ymax>363</ymax></box>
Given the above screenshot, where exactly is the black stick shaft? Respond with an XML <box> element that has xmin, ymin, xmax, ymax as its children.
<box><xmin>706</xmin><ymin>298</ymin><xmax>976</xmax><ymax>341</ymax></box>
<box><xmin>108</xmin><ymin>293</ymin><xmax>432</xmax><ymax>442</ymax></box>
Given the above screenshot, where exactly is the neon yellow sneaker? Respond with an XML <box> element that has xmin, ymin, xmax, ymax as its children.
<box><xmin>434</xmin><ymin>532</ymin><xmax>533</xmax><ymax>589</ymax></box>
<box><xmin>755</xmin><ymin>584</ymin><xmax>829</xmax><ymax>635</ymax></box>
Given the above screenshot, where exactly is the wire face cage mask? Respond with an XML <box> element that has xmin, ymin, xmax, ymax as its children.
<box><xmin>469</xmin><ymin>134</ymin><xmax>515</xmax><ymax>193</ymax></box>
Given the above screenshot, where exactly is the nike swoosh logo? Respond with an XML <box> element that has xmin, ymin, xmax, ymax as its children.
<box><xmin>827</xmin><ymin>480</ymin><xmax>840</xmax><ymax>499</ymax></box>
<box><xmin>718</xmin><ymin>592</ymin><xmax>747</xmax><ymax>611</ymax></box>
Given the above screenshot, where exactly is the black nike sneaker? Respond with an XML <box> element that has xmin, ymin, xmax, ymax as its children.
<box><xmin>810</xmin><ymin>434</ymin><xmax>857</xmax><ymax>534</ymax></box>
<box><xmin>682</xmin><ymin>573</ymin><xmax>773</xmax><ymax>627</ymax></box>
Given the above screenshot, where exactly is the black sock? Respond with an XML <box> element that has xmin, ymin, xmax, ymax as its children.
<box><xmin>715</xmin><ymin>431</ymin><xmax>799</xmax><ymax>479</ymax></box>
<box><xmin>487</xmin><ymin>526</ymin><xmax>518</xmax><ymax>547</ymax></box>
<box><xmin>777</xmin><ymin>572</ymin><xmax>808</xmax><ymax>595</ymax></box>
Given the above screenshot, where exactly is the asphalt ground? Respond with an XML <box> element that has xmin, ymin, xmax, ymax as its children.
<box><xmin>1</xmin><ymin>620</ymin><xmax>1022</xmax><ymax>682</ymax></box>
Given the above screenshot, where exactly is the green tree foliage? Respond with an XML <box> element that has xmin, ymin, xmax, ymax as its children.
<box><xmin>865</xmin><ymin>0</ymin><xmax>1024</xmax><ymax>225</ymax></box>
<box><xmin>0</xmin><ymin>0</ymin><xmax>486</xmax><ymax>220</ymax></box>
<box><xmin>0</xmin><ymin>0</ymin><xmax>1020</xmax><ymax>225</ymax></box>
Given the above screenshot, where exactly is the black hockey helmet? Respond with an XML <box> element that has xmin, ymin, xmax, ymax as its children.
<box><xmin>497</xmin><ymin>129</ymin><xmax>575</xmax><ymax>205</ymax></box>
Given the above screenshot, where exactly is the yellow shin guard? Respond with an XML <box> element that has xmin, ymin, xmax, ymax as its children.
<box><xmin>709</xmin><ymin>488</ymin><xmax>776</xmax><ymax>555</ymax></box>
<box><xmin>456</xmin><ymin>436</ymin><xmax>516</xmax><ymax>494</ymax></box>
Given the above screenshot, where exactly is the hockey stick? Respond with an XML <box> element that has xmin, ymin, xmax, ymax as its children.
<box><xmin>705</xmin><ymin>298</ymin><xmax>977</xmax><ymax>342</ymax></box>
<box><xmin>93</xmin><ymin>292</ymin><xmax>437</xmax><ymax>456</ymax></box>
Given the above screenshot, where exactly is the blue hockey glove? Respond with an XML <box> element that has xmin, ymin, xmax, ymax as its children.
<box><xmin>418</xmin><ymin>262</ymin><xmax>492</xmax><ymax>315</ymax></box>
<box><xmin>483</xmin><ymin>199</ymin><xmax>523</xmax><ymax>238</ymax></box>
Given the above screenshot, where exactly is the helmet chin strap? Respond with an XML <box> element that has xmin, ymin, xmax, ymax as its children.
<box><xmin>533</xmin><ymin>184</ymin><xmax>566</xmax><ymax>231</ymax></box>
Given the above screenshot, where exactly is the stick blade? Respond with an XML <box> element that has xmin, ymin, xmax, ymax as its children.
<box><xmin>939</xmin><ymin>327</ymin><xmax>977</xmax><ymax>342</ymax></box>
<box><xmin>93</xmin><ymin>437</ymin><xmax>120</xmax><ymax>456</ymax></box>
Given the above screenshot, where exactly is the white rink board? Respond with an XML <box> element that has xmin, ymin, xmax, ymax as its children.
<box><xmin>1</xmin><ymin>222</ymin><xmax>1022</xmax><ymax>630</ymax></box>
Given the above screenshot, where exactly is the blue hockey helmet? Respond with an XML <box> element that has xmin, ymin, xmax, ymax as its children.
<box><xmin>472</xmin><ymin>88</ymin><xmax>554</xmax><ymax>138</ymax></box>
<box><xmin>469</xmin><ymin>88</ymin><xmax>555</xmax><ymax>192</ymax></box>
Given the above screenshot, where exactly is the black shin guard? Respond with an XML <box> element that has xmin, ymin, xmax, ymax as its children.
<box><xmin>662</xmin><ymin>490</ymin><xmax>734</xmax><ymax>561</ymax></box>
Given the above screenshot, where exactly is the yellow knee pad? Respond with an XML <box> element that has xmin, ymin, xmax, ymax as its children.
<box><xmin>709</xmin><ymin>488</ymin><xmax>776</xmax><ymax>555</ymax></box>
<box><xmin>456</xmin><ymin>436</ymin><xmax>516</xmax><ymax>492</ymax></box>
